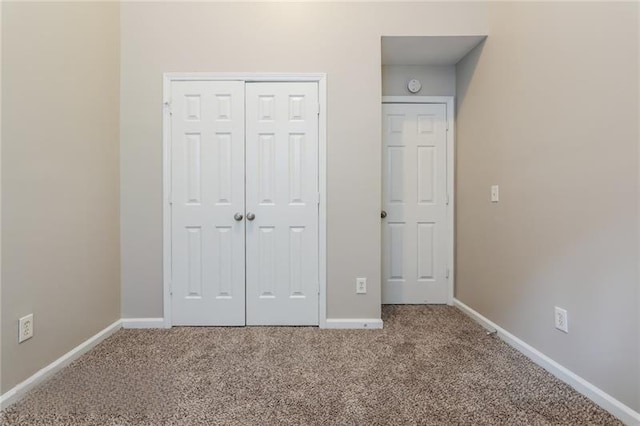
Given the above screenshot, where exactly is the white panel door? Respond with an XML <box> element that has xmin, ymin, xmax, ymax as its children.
<box><xmin>171</xmin><ymin>81</ymin><xmax>246</xmax><ymax>325</ymax></box>
<box><xmin>245</xmin><ymin>82</ymin><xmax>319</xmax><ymax>325</ymax></box>
<box><xmin>382</xmin><ymin>103</ymin><xmax>449</xmax><ymax>304</ymax></box>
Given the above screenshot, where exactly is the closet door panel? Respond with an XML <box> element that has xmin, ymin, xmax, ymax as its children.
<box><xmin>170</xmin><ymin>81</ymin><xmax>246</xmax><ymax>325</ymax></box>
<box><xmin>245</xmin><ymin>82</ymin><xmax>319</xmax><ymax>326</ymax></box>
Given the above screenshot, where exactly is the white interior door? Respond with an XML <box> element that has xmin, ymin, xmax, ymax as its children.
<box><xmin>171</xmin><ymin>81</ymin><xmax>246</xmax><ymax>325</ymax></box>
<box><xmin>382</xmin><ymin>103</ymin><xmax>449</xmax><ymax>304</ymax></box>
<box><xmin>245</xmin><ymin>82</ymin><xmax>319</xmax><ymax>325</ymax></box>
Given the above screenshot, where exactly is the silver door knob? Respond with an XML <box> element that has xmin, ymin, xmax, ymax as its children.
<box><xmin>246</xmin><ymin>212</ymin><xmax>255</xmax><ymax>221</ymax></box>
<box><xmin>234</xmin><ymin>213</ymin><xmax>243</xmax><ymax>221</ymax></box>
<box><xmin>381</xmin><ymin>210</ymin><xmax>387</xmax><ymax>218</ymax></box>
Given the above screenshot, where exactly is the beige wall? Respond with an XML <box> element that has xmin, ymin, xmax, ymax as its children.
<box><xmin>120</xmin><ymin>2</ymin><xmax>488</xmax><ymax>319</ymax></box>
<box><xmin>637</xmin><ymin>3</ymin><xmax>640</xmax><ymax>412</ymax></box>
<box><xmin>1</xmin><ymin>2</ymin><xmax>121</xmax><ymax>393</ymax></box>
<box><xmin>382</xmin><ymin>65</ymin><xmax>456</xmax><ymax>96</ymax></box>
<box><xmin>456</xmin><ymin>2</ymin><xmax>639</xmax><ymax>411</ymax></box>
<box><xmin>0</xmin><ymin>0</ymin><xmax>4</xmax><ymax>395</ymax></box>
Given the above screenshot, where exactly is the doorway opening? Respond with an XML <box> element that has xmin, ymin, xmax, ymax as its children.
<box><xmin>380</xmin><ymin>36</ymin><xmax>485</xmax><ymax>306</ymax></box>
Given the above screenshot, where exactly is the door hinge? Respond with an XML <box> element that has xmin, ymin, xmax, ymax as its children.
<box><xmin>317</xmin><ymin>104</ymin><xmax>321</xmax><ymax>116</ymax></box>
<box><xmin>317</xmin><ymin>192</ymin><xmax>321</xmax><ymax>205</ymax></box>
<box><xmin>446</xmin><ymin>120</ymin><xmax>449</xmax><ymax>131</ymax></box>
<box><xmin>445</xmin><ymin>268</ymin><xmax>450</xmax><ymax>279</ymax></box>
<box><xmin>169</xmin><ymin>282</ymin><xmax>173</xmax><ymax>296</ymax></box>
<box><xmin>164</xmin><ymin>100</ymin><xmax>172</xmax><ymax>115</ymax></box>
<box><xmin>446</xmin><ymin>194</ymin><xmax>450</xmax><ymax>205</ymax></box>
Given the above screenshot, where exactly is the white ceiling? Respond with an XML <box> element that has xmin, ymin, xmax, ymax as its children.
<box><xmin>381</xmin><ymin>36</ymin><xmax>487</xmax><ymax>66</ymax></box>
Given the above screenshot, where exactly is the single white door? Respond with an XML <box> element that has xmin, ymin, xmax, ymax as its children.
<box><xmin>382</xmin><ymin>103</ymin><xmax>449</xmax><ymax>304</ymax></box>
<box><xmin>245</xmin><ymin>82</ymin><xmax>319</xmax><ymax>325</ymax></box>
<box><xmin>171</xmin><ymin>81</ymin><xmax>246</xmax><ymax>325</ymax></box>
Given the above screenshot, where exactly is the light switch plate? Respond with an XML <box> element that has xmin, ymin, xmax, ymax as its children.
<box><xmin>491</xmin><ymin>185</ymin><xmax>499</xmax><ymax>203</ymax></box>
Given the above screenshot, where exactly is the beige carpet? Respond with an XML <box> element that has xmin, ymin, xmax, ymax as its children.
<box><xmin>1</xmin><ymin>306</ymin><xmax>620</xmax><ymax>425</ymax></box>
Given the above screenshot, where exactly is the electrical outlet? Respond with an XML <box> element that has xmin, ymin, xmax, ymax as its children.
<box><xmin>19</xmin><ymin>314</ymin><xmax>34</xmax><ymax>343</ymax></box>
<box><xmin>356</xmin><ymin>277</ymin><xmax>367</xmax><ymax>294</ymax></box>
<box><xmin>554</xmin><ymin>307</ymin><xmax>568</xmax><ymax>333</ymax></box>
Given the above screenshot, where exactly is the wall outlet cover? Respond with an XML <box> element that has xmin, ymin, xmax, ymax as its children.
<box><xmin>19</xmin><ymin>314</ymin><xmax>34</xmax><ymax>343</ymax></box>
<box><xmin>554</xmin><ymin>307</ymin><xmax>568</xmax><ymax>333</ymax></box>
<box><xmin>356</xmin><ymin>277</ymin><xmax>367</xmax><ymax>294</ymax></box>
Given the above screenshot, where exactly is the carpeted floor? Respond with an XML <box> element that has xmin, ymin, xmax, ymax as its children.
<box><xmin>1</xmin><ymin>306</ymin><xmax>620</xmax><ymax>425</ymax></box>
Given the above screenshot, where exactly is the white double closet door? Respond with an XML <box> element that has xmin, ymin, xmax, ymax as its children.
<box><xmin>170</xmin><ymin>80</ymin><xmax>319</xmax><ymax>326</ymax></box>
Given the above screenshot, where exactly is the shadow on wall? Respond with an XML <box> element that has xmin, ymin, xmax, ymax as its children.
<box><xmin>455</xmin><ymin>39</ymin><xmax>486</xmax><ymax>116</ymax></box>
<box><xmin>453</xmin><ymin>38</ymin><xmax>485</xmax><ymax>291</ymax></box>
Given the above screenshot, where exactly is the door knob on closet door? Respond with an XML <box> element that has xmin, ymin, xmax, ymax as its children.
<box><xmin>246</xmin><ymin>212</ymin><xmax>255</xmax><ymax>221</ymax></box>
<box><xmin>234</xmin><ymin>213</ymin><xmax>243</xmax><ymax>221</ymax></box>
<box><xmin>381</xmin><ymin>210</ymin><xmax>387</xmax><ymax>219</ymax></box>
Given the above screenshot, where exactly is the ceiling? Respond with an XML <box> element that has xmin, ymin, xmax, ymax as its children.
<box><xmin>381</xmin><ymin>35</ymin><xmax>487</xmax><ymax>66</ymax></box>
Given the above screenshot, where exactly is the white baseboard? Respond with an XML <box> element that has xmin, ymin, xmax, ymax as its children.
<box><xmin>121</xmin><ymin>318</ymin><xmax>165</xmax><ymax>329</ymax></box>
<box><xmin>0</xmin><ymin>319</ymin><xmax>122</xmax><ymax>410</ymax></box>
<box><xmin>453</xmin><ymin>298</ymin><xmax>640</xmax><ymax>425</ymax></box>
<box><xmin>323</xmin><ymin>318</ymin><xmax>384</xmax><ymax>329</ymax></box>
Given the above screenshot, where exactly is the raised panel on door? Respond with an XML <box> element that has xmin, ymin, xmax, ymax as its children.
<box><xmin>382</xmin><ymin>103</ymin><xmax>449</xmax><ymax>304</ymax></box>
<box><xmin>171</xmin><ymin>81</ymin><xmax>245</xmax><ymax>325</ymax></box>
<box><xmin>245</xmin><ymin>82</ymin><xmax>319</xmax><ymax>325</ymax></box>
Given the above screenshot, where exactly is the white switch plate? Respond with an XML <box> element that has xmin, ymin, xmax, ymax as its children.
<box><xmin>356</xmin><ymin>277</ymin><xmax>367</xmax><ymax>294</ymax></box>
<box><xmin>19</xmin><ymin>314</ymin><xmax>34</xmax><ymax>343</ymax></box>
<box><xmin>554</xmin><ymin>307</ymin><xmax>568</xmax><ymax>333</ymax></box>
<box><xmin>491</xmin><ymin>185</ymin><xmax>499</xmax><ymax>202</ymax></box>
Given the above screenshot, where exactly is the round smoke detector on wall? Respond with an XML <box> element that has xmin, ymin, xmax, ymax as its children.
<box><xmin>407</xmin><ymin>78</ymin><xmax>422</xmax><ymax>94</ymax></box>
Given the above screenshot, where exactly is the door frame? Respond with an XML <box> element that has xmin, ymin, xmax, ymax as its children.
<box><xmin>381</xmin><ymin>96</ymin><xmax>455</xmax><ymax>305</ymax></box>
<box><xmin>162</xmin><ymin>73</ymin><xmax>328</xmax><ymax>327</ymax></box>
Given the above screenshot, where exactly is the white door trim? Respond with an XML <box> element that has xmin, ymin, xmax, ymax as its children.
<box><xmin>381</xmin><ymin>95</ymin><xmax>455</xmax><ymax>305</ymax></box>
<box><xmin>163</xmin><ymin>73</ymin><xmax>328</xmax><ymax>327</ymax></box>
